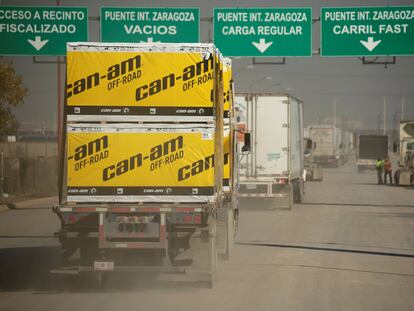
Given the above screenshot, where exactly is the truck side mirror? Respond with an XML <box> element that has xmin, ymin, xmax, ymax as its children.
<box><xmin>242</xmin><ymin>132</ymin><xmax>251</xmax><ymax>152</ymax></box>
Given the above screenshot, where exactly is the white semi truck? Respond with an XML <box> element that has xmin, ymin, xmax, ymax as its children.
<box><xmin>357</xmin><ymin>135</ymin><xmax>388</xmax><ymax>172</ymax></box>
<box><xmin>235</xmin><ymin>94</ymin><xmax>305</xmax><ymax>208</ymax></box>
<box><xmin>306</xmin><ymin>125</ymin><xmax>344</xmax><ymax>168</ymax></box>
<box><xmin>304</xmin><ymin>137</ymin><xmax>323</xmax><ymax>181</ymax></box>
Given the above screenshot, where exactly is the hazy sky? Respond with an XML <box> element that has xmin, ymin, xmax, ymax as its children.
<box><xmin>2</xmin><ymin>0</ymin><xmax>414</xmax><ymax>132</ymax></box>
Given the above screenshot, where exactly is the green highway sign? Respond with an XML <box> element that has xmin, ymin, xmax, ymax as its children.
<box><xmin>213</xmin><ymin>7</ymin><xmax>312</xmax><ymax>57</ymax></box>
<box><xmin>0</xmin><ymin>6</ymin><xmax>88</xmax><ymax>56</ymax></box>
<box><xmin>321</xmin><ymin>6</ymin><xmax>414</xmax><ymax>56</ymax></box>
<box><xmin>101</xmin><ymin>7</ymin><xmax>199</xmax><ymax>43</ymax></box>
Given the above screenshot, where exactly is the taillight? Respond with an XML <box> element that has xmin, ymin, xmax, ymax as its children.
<box><xmin>274</xmin><ymin>178</ymin><xmax>288</xmax><ymax>184</ymax></box>
<box><xmin>172</xmin><ymin>213</ymin><xmax>202</xmax><ymax>224</ymax></box>
<box><xmin>68</xmin><ymin>213</ymin><xmax>78</xmax><ymax>224</ymax></box>
<box><xmin>193</xmin><ymin>214</ymin><xmax>202</xmax><ymax>224</ymax></box>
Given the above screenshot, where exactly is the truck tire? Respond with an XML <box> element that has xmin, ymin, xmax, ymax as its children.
<box><xmin>272</xmin><ymin>183</ymin><xmax>293</xmax><ymax>209</ymax></box>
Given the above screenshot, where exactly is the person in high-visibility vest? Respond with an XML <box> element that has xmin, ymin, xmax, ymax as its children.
<box><xmin>375</xmin><ymin>158</ymin><xmax>384</xmax><ymax>184</ymax></box>
<box><xmin>383</xmin><ymin>157</ymin><xmax>392</xmax><ymax>185</ymax></box>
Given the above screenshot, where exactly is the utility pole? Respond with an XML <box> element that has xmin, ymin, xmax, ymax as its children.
<box><xmin>377</xmin><ymin>113</ymin><xmax>381</xmax><ymax>134</ymax></box>
<box><xmin>383</xmin><ymin>96</ymin><xmax>386</xmax><ymax>135</ymax></box>
<box><xmin>392</xmin><ymin>112</ymin><xmax>395</xmax><ymax>147</ymax></box>
<box><xmin>401</xmin><ymin>96</ymin><xmax>405</xmax><ymax>121</ymax></box>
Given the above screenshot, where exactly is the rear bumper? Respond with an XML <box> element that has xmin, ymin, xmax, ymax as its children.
<box><xmin>357</xmin><ymin>159</ymin><xmax>376</xmax><ymax>170</ymax></box>
<box><xmin>54</xmin><ymin>203</ymin><xmax>211</xmax><ymax>251</ymax></box>
<box><xmin>237</xmin><ymin>179</ymin><xmax>290</xmax><ymax>198</ymax></box>
<box><xmin>314</xmin><ymin>155</ymin><xmax>339</xmax><ymax>166</ymax></box>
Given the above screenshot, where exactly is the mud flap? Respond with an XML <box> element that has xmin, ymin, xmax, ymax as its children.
<box><xmin>273</xmin><ymin>183</ymin><xmax>293</xmax><ymax>209</ymax></box>
<box><xmin>217</xmin><ymin>205</ymin><xmax>234</xmax><ymax>260</ymax></box>
<box><xmin>182</xmin><ymin>217</ymin><xmax>218</xmax><ymax>287</ymax></box>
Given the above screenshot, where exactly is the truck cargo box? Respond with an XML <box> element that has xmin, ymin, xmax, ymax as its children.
<box><xmin>400</xmin><ymin>121</ymin><xmax>414</xmax><ymax>167</ymax></box>
<box><xmin>236</xmin><ymin>94</ymin><xmax>303</xmax><ymax>179</ymax></box>
<box><xmin>358</xmin><ymin>135</ymin><xmax>388</xmax><ymax>160</ymax></box>
<box><xmin>66</xmin><ymin>123</ymin><xmax>217</xmax><ymax>203</ymax></box>
<box><xmin>66</xmin><ymin>42</ymin><xmax>221</xmax><ymax>122</ymax></box>
<box><xmin>235</xmin><ymin>94</ymin><xmax>304</xmax><ymax>204</ymax></box>
<box><xmin>307</xmin><ymin>125</ymin><xmax>343</xmax><ymax>167</ymax></box>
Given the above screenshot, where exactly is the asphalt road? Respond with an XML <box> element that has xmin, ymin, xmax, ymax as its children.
<box><xmin>0</xmin><ymin>157</ymin><xmax>413</xmax><ymax>311</ymax></box>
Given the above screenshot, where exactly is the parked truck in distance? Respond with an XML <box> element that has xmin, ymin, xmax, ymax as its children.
<box><xmin>306</xmin><ymin>125</ymin><xmax>343</xmax><ymax>168</ymax></box>
<box><xmin>396</xmin><ymin>121</ymin><xmax>414</xmax><ymax>186</ymax></box>
<box><xmin>357</xmin><ymin>135</ymin><xmax>388</xmax><ymax>172</ymax></box>
<box><xmin>235</xmin><ymin>94</ymin><xmax>304</xmax><ymax>208</ymax></box>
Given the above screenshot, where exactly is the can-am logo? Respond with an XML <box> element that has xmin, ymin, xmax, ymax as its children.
<box><xmin>68</xmin><ymin>136</ymin><xmax>109</xmax><ymax>171</ymax></box>
<box><xmin>67</xmin><ymin>55</ymin><xmax>142</xmax><ymax>98</ymax></box>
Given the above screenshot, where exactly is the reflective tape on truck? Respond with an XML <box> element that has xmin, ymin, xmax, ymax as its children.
<box><xmin>66</xmin><ymin>123</ymin><xmax>216</xmax><ymax>203</ymax></box>
<box><xmin>66</xmin><ymin>43</ymin><xmax>221</xmax><ymax>121</ymax></box>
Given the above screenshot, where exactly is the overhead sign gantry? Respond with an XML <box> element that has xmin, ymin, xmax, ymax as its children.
<box><xmin>100</xmin><ymin>7</ymin><xmax>199</xmax><ymax>43</ymax></box>
<box><xmin>321</xmin><ymin>6</ymin><xmax>414</xmax><ymax>56</ymax></box>
<box><xmin>213</xmin><ymin>7</ymin><xmax>312</xmax><ymax>57</ymax></box>
<box><xmin>0</xmin><ymin>6</ymin><xmax>88</xmax><ymax>56</ymax></box>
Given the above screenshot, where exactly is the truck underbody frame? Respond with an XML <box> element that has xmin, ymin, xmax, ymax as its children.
<box><xmin>52</xmin><ymin>203</ymin><xmax>220</xmax><ymax>286</ymax></box>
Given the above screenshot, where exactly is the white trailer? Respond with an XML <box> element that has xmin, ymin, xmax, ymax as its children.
<box><xmin>306</xmin><ymin>125</ymin><xmax>343</xmax><ymax>167</ymax></box>
<box><xmin>357</xmin><ymin>135</ymin><xmax>388</xmax><ymax>172</ymax></box>
<box><xmin>235</xmin><ymin>94</ymin><xmax>304</xmax><ymax>208</ymax></box>
<box><xmin>342</xmin><ymin>130</ymin><xmax>355</xmax><ymax>163</ymax></box>
<box><xmin>397</xmin><ymin>121</ymin><xmax>414</xmax><ymax>185</ymax></box>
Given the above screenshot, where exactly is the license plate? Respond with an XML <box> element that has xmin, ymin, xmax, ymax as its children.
<box><xmin>94</xmin><ymin>261</ymin><xmax>114</xmax><ymax>272</ymax></box>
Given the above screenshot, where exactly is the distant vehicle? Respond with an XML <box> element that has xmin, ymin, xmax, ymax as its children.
<box><xmin>304</xmin><ymin>138</ymin><xmax>323</xmax><ymax>181</ymax></box>
<box><xmin>357</xmin><ymin>135</ymin><xmax>388</xmax><ymax>172</ymax></box>
<box><xmin>306</xmin><ymin>125</ymin><xmax>344</xmax><ymax>168</ymax></box>
<box><xmin>342</xmin><ymin>131</ymin><xmax>355</xmax><ymax>163</ymax></box>
<box><xmin>396</xmin><ymin>121</ymin><xmax>414</xmax><ymax>185</ymax></box>
<box><xmin>235</xmin><ymin>94</ymin><xmax>304</xmax><ymax>208</ymax></box>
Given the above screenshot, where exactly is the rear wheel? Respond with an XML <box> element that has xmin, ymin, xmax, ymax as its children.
<box><xmin>185</xmin><ymin>217</ymin><xmax>218</xmax><ymax>287</ymax></box>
